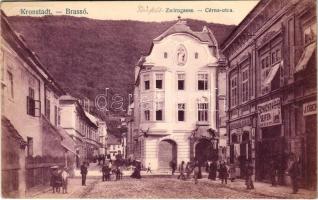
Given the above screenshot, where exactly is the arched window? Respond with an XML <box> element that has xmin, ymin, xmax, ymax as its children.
<box><xmin>195</xmin><ymin>52</ymin><xmax>199</xmax><ymax>59</ymax></box>
<box><xmin>242</xmin><ymin>131</ymin><xmax>249</xmax><ymax>142</ymax></box>
<box><xmin>231</xmin><ymin>134</ymin><xmax>238</xmax><ymax>143</ymax></box>
<box><xmin>164</xmin><ymin>52</ymin><xmax>168</xmax><ymax>58</ymax></box>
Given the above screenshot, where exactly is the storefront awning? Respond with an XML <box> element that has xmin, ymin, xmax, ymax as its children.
<box><xmin>295</xmin><ymin>42</ymin><xmax>316</xmax><ymax>73</ymax></box>
<box><xmin>264</xmin><ymin>62</ymin><xmax>281</xmax><ymax>85</ymax></box>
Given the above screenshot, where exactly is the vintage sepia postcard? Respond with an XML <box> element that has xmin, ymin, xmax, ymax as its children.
<box><xmin>0</xmin><ymin>0</ymin><xmax>317</xmax><ymax>198</ymax></box>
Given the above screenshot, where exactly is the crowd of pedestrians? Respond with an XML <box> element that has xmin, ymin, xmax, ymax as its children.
<box><xmin>171</xmin><ymin>156</ymin><xmax>301</xmax><ymax>194</ymax></box>
<box><xmin>50</xmin><ymin>154</ymin><xmax>301</xmax><ymax>195</ymax></box>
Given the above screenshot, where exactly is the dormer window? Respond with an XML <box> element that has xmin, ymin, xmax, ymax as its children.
<box><xmin>195</xmin><ymin>52</ymin><xmax>199</xmax><ymax>59</ymax></box>
<box><xmin>164</xmin><ymin>52</ymin><xmax>168</xmax><ymax>59</ymax></box>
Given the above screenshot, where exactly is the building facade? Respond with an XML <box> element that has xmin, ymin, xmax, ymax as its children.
<box><xmin>107</xmin><ymin>134</ymin><xmax>123</xmax><ymax>160</ymax></box>
<box><xmin>221</xmin><ymin>0</ymin><xmax>316</xmax><ymax>188</ymax></box>
<box><xmin>130</xmin><ymin>19</ymin><xmax>226</xmax><ymax>170</ymax></box>
<box><xmin>97</xmin><ymin>120</ymin><xmax>108</xmax><ymax>155</ymax></box>
<box><xmin>1</xmin><ymin>11</ymin><xmax>75</xmax><ymax>197</ymax></box>
<box><xmin>59</xmin><ymin>95</ymin><xmax>100</xmax><ymax>167</ymax></box>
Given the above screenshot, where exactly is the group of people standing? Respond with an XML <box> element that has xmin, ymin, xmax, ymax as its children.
<box><xmin>172</xmin><ymin>157</ymin><xmax>301</xmax><ymax>194</ymax></box>
<box><xmin>172</xmin><ymin>159</ymin><xmax>255</xmax><ymax>188</ymax></box>
<box><xmin>101</xmin><ymin>161</ymin><xmax>123</xmax><ymax>181</ymax></box>
<box><xmin>50</xmin><ymin>166</ymin><xmax>69</xmax><ymax>194</ymax></box>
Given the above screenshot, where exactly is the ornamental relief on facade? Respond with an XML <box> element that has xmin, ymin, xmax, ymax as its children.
<box><xmin>176</xmin><ymin>44</ymin><xmax>187</xmax><ymax>66</ymax></box>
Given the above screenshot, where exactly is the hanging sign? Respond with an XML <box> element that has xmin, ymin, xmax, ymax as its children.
<box><xmin>257</xmin><ymin>98</ymin><xmax>282</xmax><ymax>127</ymax></box>
<box><xmin>303</xmin><ymin>101</ymin><xmax>316</xmax><ymax>116</ymax></box>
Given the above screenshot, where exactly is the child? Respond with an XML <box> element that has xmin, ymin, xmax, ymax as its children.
<box><xmin>146</xmin><ymin>163</ymin><xmax>152</xmax><ymax>173</ymax></box>
<box><xmin>61</xmin><ymin>167</ymin><xmax>69</xmax><ymax>194</ymax></box>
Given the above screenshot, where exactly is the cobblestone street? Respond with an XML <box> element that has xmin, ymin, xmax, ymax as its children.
<box><xmin>27</xmin><ymin>175</ymin><xmax>317</xmax><ymax>199</ymax></box>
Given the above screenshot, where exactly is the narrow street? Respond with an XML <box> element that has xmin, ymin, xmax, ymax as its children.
<box><xmin>26</xmin><ymin>164</ymin><xmax>316</xmax><ymax>199</ymax></box>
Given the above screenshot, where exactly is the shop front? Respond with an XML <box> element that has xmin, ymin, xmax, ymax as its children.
<box><xmin>303</xmin><ymin>101</ymin><xmax>317</xmax><ymax>189</ymax></box>
<box><xmin>228</xmin><ymin>116</ymin><xmax>254</xmax><ymax>178</ymax></box>
<box><xmin>256</xmin><ymin>98</ymin><xmax>286</xmax><ymax>184</ymax></box>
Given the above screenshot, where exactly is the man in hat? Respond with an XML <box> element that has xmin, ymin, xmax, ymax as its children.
<box><xmin>288</xmin><ymin>156</ymin><xmax>300</xmax><ymax>194</ymax></box>
<box><xmin>81</xmin><ymin>162</ymin><xmax>88</xmax><ymax>186</ymax></box>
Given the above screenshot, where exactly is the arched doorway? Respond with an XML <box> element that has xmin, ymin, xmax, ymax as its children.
<box><xmin>195</xmin><ymin>138</ymin><xmax>215</xmax><ymax>164</ymax></box>
<box><xmin>240</xmin><ymin>131</ymin><xmax>251</xmax><ymax>178</ymax></box>
<box><xmin>158</xmin><ymin>140</ymin><xmax>177</xmax><ymax>169</ymax></box>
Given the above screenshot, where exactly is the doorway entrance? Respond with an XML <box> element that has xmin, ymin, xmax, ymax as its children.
<box><xmin>195</xmin><ymin>138</ymin><xmax>216</xmax><ymax>164</ymax></box>
<box><xmin>158</xmin><ymin>140</ymin><xmax>177</xmax><ymax>169</ymax></box>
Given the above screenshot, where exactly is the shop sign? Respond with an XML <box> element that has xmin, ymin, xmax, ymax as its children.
<box><xmin>303</xmin><ymin>101</ymin><xmax>316</xmax><ymax>116</ymax></box>
<box><xmin>257</xmin><ymin>98</ymin><xmax>282</xmax><ymax>127</ymax></box>
<box><xmin>229</xmin><ymin>117</ymin><xmax>252</xmax><ymax>130</ymax></box>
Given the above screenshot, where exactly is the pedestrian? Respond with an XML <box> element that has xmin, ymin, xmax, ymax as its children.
<box><xmin>169</xmin><ymin>160</ymin><xmax>177</xmax><ymax>175</ymax></box>
<box><xmin>219</xmin><ymin>162</ymin><xmax>228</xmax><ymax>184</ymax></box>
<box><xmin>197</xmin><ymin>162</ymin><xmax>202</xmax><ymax>179</ymax></box>
<box><xmin>193</xmin><ymin>161</ymin><xmax>200</xmax><ymax>184</ymax></box>
<box><xmin>270</xmin><ymin>159</ymin><xmax>278</xmax><ymax>186</ymax></box>
<box><xmin>210</xmin><ymin>161</ymin><xmax>217</xmax><ymax>180</ymax></box>
<box><xmin>55</xmin><ymin>169</ymin><xmax>62</xmax><ymax>193</ymax></box>
<box><xmin>81</xmin><ymin>162</ymin><xmax>88</xmax><ymax>186</ymax></box>
<box><xmin>102</xmin><ymin>164</ymin><xmax>107</xmax><ymax>181</ymax></box>
<box><xmin>131</xmin><ymin>160</ymin><xmax>141</xmax><ymax>179</ymax></box>
<box><xmin>288</xmin><ymin>157</ymin><xmax>300</xmax><ymax>194</ymax></box>
<box><xmin>228</xmin><ymin>163</ymin><xmax>236</xmax><ymax>182</ymax></box>
<box><xmin>185</xmin><ymin>162</ymin><xmax>192</xmax><ymax>179</ymax></box>
<box><xmin>98</xmin><ymin>155</ymin><xmax>101</xmax><ymax>165</ymax></box>
<box><xmin>246</xmin><ymin>161</ymin><xmax>254</xmax><ymax>189</ymax></box>
<box><xmin>102</xmin><ymin>155</ymin><xmax>106</xmax><ymax>165</ymax></box>
<box><xmin>177</xmin><ymin>161</ymin><xmax>186</xmax><ymax>180</ymax></box>
<box><xmin>61</xmin><ymin>167</ymin><xmax>69</xmax><ymax>194</ymax></box>
<box><xmin>146</xmin><ymin>163</ymin><xmax>152</xmax><ymax>173</ymax></box>
<box><xmin>50</xmin><ymin>167</ymin><xmax>59</xmax><ymax>193</ymax></box>
<box><xmin>76</xmin><ymin>154</ymin><xmax>80</xmax><ymax>169</ymax></box>
<box><xmin>109</xmin><ymin>160</ymin><xmax>113</xmax><ymax>169</ymax></box>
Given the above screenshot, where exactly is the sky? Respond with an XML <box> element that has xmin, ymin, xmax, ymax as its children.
<box><xmin>2</xmin><ymin>1</ymin><xmax>259</xmax><ymax>25</ymax></box>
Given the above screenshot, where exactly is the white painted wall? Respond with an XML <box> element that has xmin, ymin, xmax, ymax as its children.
<box><xmin>135</xmin><ymin>31</ymin><xmax>221</xmax><ymax>170</ymax></box>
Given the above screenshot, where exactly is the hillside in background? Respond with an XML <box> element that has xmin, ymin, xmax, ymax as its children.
<box><xmin>8</xmin><ymin>15</ymin><xmax>235</xmax><ymax>116</ymax></box>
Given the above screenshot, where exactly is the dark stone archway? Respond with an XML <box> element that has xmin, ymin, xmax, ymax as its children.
<box><xmin>195</xmin><ymin>138</ymin><xmax>214</xmax><ymax>164</ymax></box>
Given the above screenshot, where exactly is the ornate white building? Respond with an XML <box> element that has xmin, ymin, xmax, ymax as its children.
<box><xmin>129</xmin><ymin>18</ymin><xmax>226</xmax><ymax>170</ymax></box>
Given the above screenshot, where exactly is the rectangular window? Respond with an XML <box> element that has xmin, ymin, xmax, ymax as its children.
<box><xmin>260</xmin><ymin>54</ymin><xmax>271</xmax><ymax>95</ymax></box>
<box><xmin>177</xmin><ymin>73</ymin><xmax>185</xmax><ymax>90</ymax></box>
<box><xmin>156</xmin><ymin>102</ymin><xmax>164</xmax><ymax>121</ymax></box>
<box><xmin>230</xmin><ymin>74</ymin><xmax>238</xmax><ymax>107</ymax></box>
<box><xmin>27</xmin><ymin>137</ymin><xmax>33</xmax><ymax>157</ymax></box>
<box><xmin>198</xmin><ymin>103</ymin><xmax>208</xmax><ymax>122</ymax></box>
<box><xmin>144</xmin><ymin>74</ymin><xmax>150</xmax><ymax>90</ymax></box>
<box><xmin>45</xmin><ymin>98</ymin><xmax>50</xmax><ymax>120</ymax></box>
<box><xmin>198</xmin><ymin>73</ymin><xmax>208</xmax><ymax>90</ymax></box>
<box><xmin>261</xmin><ymin>44</ymin><xmax>282</xmax><ymax>94</ymax></box>
<box><xmin>241</xmin><ymin>68</ymin><xmax>249</xmax><ymax>103</ymax></box>
<box><xmin>144</xmin><ymin>110</ymin><xmax>150</xmax><ymax>121</ymax></box>
<box><xmin>27</xmin><ymin>88</ymin><xmax>35</xmax><ymax>116</ymax></box>
<box><xmin>54</xmin><ymin>106</ymin><xmax>58</xmax><ymax>126</ymax></box>
<box><xmin>177</xmin><ymin>103</ymin><xmax>185</xmax><ymax>121</ymax></box>
<box><xmin>7</xmin><ymin>71</ymin><xmax>14</xmax><ymax>99</ymax></box>
<box><xmin>156</xmin><ymin>74</ymin><xmax>163</xmax><ymax>89</ymax></box>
